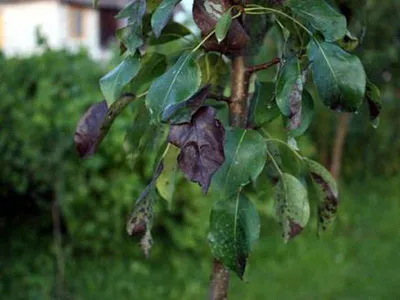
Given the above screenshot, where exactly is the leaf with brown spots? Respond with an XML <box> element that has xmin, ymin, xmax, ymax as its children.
<box><xmin>168</xmin><ymin>106</ymin><xmax>225</xmax><ymax>193</ymax></box>
<box><xmin>305</xmin><ymin>159</ymin><xmax>339</xmax><ymax>234</ymax></box>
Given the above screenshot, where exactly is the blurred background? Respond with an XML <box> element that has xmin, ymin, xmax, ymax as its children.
<box><xmin>0</xmin><ymin>0</ymin><xmax>399</xmax><ymax>299</ymax></box>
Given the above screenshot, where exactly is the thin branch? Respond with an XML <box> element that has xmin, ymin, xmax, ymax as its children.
<box><xmin>247</xmin><ymin>57</ymin><xmax>281</xmax><ymax>74</ymax></box>
<box><xmin>209</xmin><ymin>259</ymin><xmax>230</xmax><ymax>300</ymax></box>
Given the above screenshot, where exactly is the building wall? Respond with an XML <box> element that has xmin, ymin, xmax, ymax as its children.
<box><xmin>0</xmin><ymin>1</ymin><xmax>107</xmax><ymax>59</ymax></box>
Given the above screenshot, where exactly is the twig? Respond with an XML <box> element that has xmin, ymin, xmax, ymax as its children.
<box><xmin>247</xmin><ymin>57</ymin><xmax>281</xmax><ymax>74</ymax></box>
<box><xmin>209</xmin><ymin>259</ymin><xmax>230</xmax><ymax>300</ymax></box>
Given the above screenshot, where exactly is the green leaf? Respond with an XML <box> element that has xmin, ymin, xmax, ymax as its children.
<box><xmin>212</xmin><ymin>129</ymin><xmax>267</xmax><ymax>197</ymax></box>
<box><xmin>365</xmin><ymin>79</ymin><xmax>382</xmax><ymax>128</ymax></box>
<box><xmin>275</xmin><ymin>56</ymin><xmax>301</xmax><ymax>116</ymax></box>
<box><xmin>285</xmin><ymin>89</ymin><xmax>315</xmax><ymax>137</ymax></box>
<box><xmin>286</xmin><ymin>0</ymin><xmax>347</xmax><ymax>42</ymax></box>
<box><xmin>156</xmin><ymin>145</ymin><xmax>180</xmax><ymax>205</ymax></box>
<box><xmin>99</xmin><ymin>55</ymin><xmax>141</xmax><ymax>103</ymax></box>
<box><xmin>151</xmin><ymin>0</ymin><xmax>181</xmax><ymax>38</ymax></box>
<box><xmin>130</xmin><ymin>52</ymin><xmax>167</xmax><ymax>94</ymax></box>
<box><xmin>266</xmin><ymin>139</ymin><xmax>305</xmax><ymax>181</ymax></box>
<box><xmin>198</xmin><ymin>52</ymin><xmax>229</xmax><ymax>94</ymax></box>
<box><xmin>305</xmin><ymin>159</ymin><xmax>338</xmax><ymax>234</ymax></box>
<box><xmin>146</xmin><ymin>52</ymin><xmax>201</xmax><ymax>123</ymax></box>
<box><xmin>248</xmin><ymin>81</ymin><xmax>280</xmax><ymax>127</ymax></box>
<box><xmin>307</xmin><ymin>40</ymin><xmax>366</xmax><ymax>112</ymax></box>
<box><xmin>275</xmin><ymin>173</ymin><xmax>310</xmax><ymax>242</ymax></box>
<box><xmin>148</xmin><ymin>22</ymin><xmax>192</xmax><ymax>45</ymax></box>
<box><xmin>115</xmin><ymin>0</ymin><xmax>147</xmax><ymax>53</ymax></box>
<box><xmin>208</xmin><ymin>193</ymin><xmax>260</xmax><ymax>278</ymax></box>
<box><xmin>215</xmin><ymin>9</ymin><xmax>233</xmax><ymax>43</ymax></box>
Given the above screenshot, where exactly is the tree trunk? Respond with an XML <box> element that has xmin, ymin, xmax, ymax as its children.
<box><xmin>330</xmin><ymin>113</ymin><xmax>351</xmax><ymax>180</ymax></box>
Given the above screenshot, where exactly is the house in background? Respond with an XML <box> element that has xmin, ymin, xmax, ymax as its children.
<box><xmin>0</xmin><ymin>0</ymin><xmax>129</xmax><ymax>59</ymax></box>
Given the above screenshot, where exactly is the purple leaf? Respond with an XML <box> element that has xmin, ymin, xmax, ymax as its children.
<box><xmin>74</xmin><ymin>100</ymin><xmax>108</xmax><ymax>158</ymax></box>
<box><xmin>168</xmin><ymin>106</ymin><xmax>225</xmax><ymax>193</ymax></box>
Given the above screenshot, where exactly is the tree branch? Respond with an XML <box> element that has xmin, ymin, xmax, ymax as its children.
<box><xmin>247</xmin><ymin>57</ymin><xmax>281</xmax><ymax>75</ymax></box>
<box><xmin>209</xmin><ymin>259</ymin><xmax>230</xmax><ymax>300</ymax></box>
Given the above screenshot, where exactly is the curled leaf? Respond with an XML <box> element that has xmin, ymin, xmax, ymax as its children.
<box><xmin>168</xmin><ymin>106</ymin><xmax>225</xmax><ymax>193</ymax></box>
<box><xmin>365</xmin><ymin>79</ymin><xmax>382</xmax><ymax>128</ymax></box>
<box><xmin>215</xmin><ymin>9</ymin><xmax>233</xmax><ymax>43</ymax></box>
<box><xmin>127</xmin><ymin>163</ymin><xmax>164</xmax><ymax>257</ymax></box>
<box><xmin>305</xmin><ymin>159</ymin><xmax>338</xmax><ymax>233</ymax></box>
<box><xmin>74</xmin><ymin>101</ymin><xmax>108</xmax><ymax>158</ymax></box>
<box><xmin>287</xmin><ymin>67</ymin><xmax>309</xmax><ymax>131</ymax></box>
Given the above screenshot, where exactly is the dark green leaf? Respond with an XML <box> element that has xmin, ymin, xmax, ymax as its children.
<box><xmin>127</xmin><ymin>162</ymin><xmax>164</xmax><ymax>257</ymax></box>
<box><xmin>266</xmin><ymin>139</ymin><xmax>304</xmax><ymax>181</ymax></box>
<box><xmin>74</xmin><ymin>100</ymin><xmax>108</xmax><ymax>158</ymax></box>
<box><xmin>248</xmin><ymin>81</ymin><xmax>279</xmax><ymax>127</ymax></box>
<box><xmin>275</xmin><ymin>56</ymin><xmax>301</xmax><ymax>116</ymax></box>
<box><xmin>151</xmin><ymin>0</ymin><xmax>181</xmax><ymax>38</ymax></box>
<box><xmin>212</xmin><ymin>129</ymin><xmax>267</xmax><ymax>197</ymax></box>
<box><xmin>168</xmin><ymin>106</ymin><xmax>225</xmax><ymax>193</ymax></box>
<box><xmin>275</xmin><ymin>173</ymin><xmax>310</xmax><ymax>241</ymax></box>
<box><xmin>115</xmin><ymin>0</ymin><xmax>147</xmax><ymax>53</ymax></box>
<box><xmin>208</xmin><ymin>193</ymin><xmax>260</xmax><ymax>278</ymax></box>
<box><xmin>162</xmin><ymin>85</ymin><xmax>211</xmax><ymax>124</ymax></box>
<box><xmin>146</xmin><ymin>52</ymin><xmax>201</xmax><ymax>123</ymax></box>
<box><xmin>308</xmin><ymin>40</ymin><xmax>366</xmax><ymax>112</ymax></box>
<box><xmin>99</xmin><ymin>55</ymin><xmax>141</xmax><ymax>103</ymax></box>
<box><xmin>285</xmin><ymin>89</ymin><xmax>314</xmax><ymax>136</ymax></box>
<box><xmin>130</xmin><ymin>52</ymin><xmax>167</xmax><ymax>94</ymax></box>
<box><xmin>365</xmin><ymin>79</ymin><xmax>382</xmax><ymax>128</ymax></box>
<box><xmin>215</xmin><ymin>9</ymin><xmax>232</xmax><ymax>43</ymax></box>
<box><xmin>305</xmin><ymin>158</ymin><xmax>338</xmax><ymax>233</ymax></box>
<box><xmin>198</xmin><ymin>52</ymin><xmax>229</xmax><ymax>94</ymax></box>
<box><xmin>286</xmin><ymin>0</ymin><xmax>347</xmax><ymax>41</ymax></box>
<box><xmin>148</xmin><ymin>22</ymin><xmax>192</xmax><ymax>45</ymax></box>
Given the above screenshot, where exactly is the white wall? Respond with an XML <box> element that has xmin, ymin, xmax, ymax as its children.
<box><xmin>0</xmin><ymin>1</ymin><xmax>106</xmax><ymax>59</ymax></box>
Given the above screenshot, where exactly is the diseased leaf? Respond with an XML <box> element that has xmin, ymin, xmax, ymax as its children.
<box><xmin>208</xmin><ymin>193</ymin><xmax>260</xmax><ymax>278</ymax></box>
<box><xmin>365</xmin><ymin>79</ymin><xmax>382</xmax><ymax>128</ymax></box>
<box><xmin>146</xmin><ymin>52</ymin><xmax>201</xmax><ymax>123</ymax></box>
<box><xmin>99</xmin><ymin>55</ymin><xmax>141</xmax><ymax>103</ymax></box>
<box><xmin>162</xmin><ymin>85</ymin><xmax>211</xmax><ymax>124</ymax></box>
<box><xmin>275</xmin><ymin>56</ymin><xmax>301</xmax><ymax>117</ymax></box>
<box><xmin>193</xmin><ymin>0</ymin><xmax>249</xmax><ymax>53</ymax></box>
<box><xmin>286</xmin><ymin>90</ymin><xmax>315</xmax><ymax>137</ymax></box>
<box><xmin>156</xmin><ymin>145</ymin><xmax>180</xmax><ymax>205</ymax></box>
<box><xmin>115</xmin><ymin>0</ymin><xmax>147</xmax><ymax>53</ymax></box>
<box><xmin>151</xmin><ymin>0</ymin><xmax>181</xmax><ymax>37</ymax></box>
<box><xmin>215</xmin><ymin>9</ymin><xmax>233</xmax><ymax>43</ymax></box>
<box><xmin>275</xmin><ymin>173</ymin><xmax>310</xmax><ymax>242</ymax></box>
<box><xmin>74</xmin><ymin>100</ymin><xmax>108</xmax><ymax>158</ymax></box>
<box><xmin>248</xmin><ymin>81</ymin><xmax>280</xmax><ymax>127</ymax></box>
<box><xmin>308</xmin><ymin>40</ymin><xmax>366</xmax><ymax>112</ymax></box>
<box><xmin>287</xmin><ymin>67</ymin><xmax>309</xmax><ymax>131</ymax></box>
<box><xmin>286</xmin><ymin>0</ymin><xmax>347</xmax><ymax>42</ymax></box>
<box><xmin>127</xmin><ymin>163</ymin><xmax>164</xmax><ymax>257</ymax></box>
<box><xmin>305</xmin><ymin>158</ymin><xmax>338</xmax><ymax>233</ymax></box>
<box><xmin>168</xmin><ymin>106</ymin><xmax>225</xmax><ymax>193</ymax></box>
<box><xmin>212</xmin><ymin>129</ymin><xmax>267</xmax><ymax>197</ymax></box>
<box><xmin>198</xmin><ymin>52</ymin><xmax>229</xmax><ymax>94</ymax></box>
<box><xmin>338</xmin><ymin>30</ymin><xmax>359</xmax><ymax>52</ymax></box>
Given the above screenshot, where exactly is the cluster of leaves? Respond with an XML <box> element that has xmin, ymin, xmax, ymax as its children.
<box><xmin>77</xmin><ymin>0</ymin><xmax>380</xmax><ymax>278</ymax></box>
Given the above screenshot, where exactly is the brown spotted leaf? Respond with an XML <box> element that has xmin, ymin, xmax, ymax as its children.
<box><xmin>168</xmin><ymin>106</ymin><xmax>225</xmax><ymax>193</ymax></box>
<box><xmin>274</xmin><ymin>173</ymin><xmax>310</xmax><ymax>242</ymax></box>
<box><xmin>127</xmin><ymin>163</ymin><xmax>164</xmax><ymax>257</ymax></box>
<box><xmin>74</xmin><ymin>100</ymin><xmax>108</xmax><ymax>158</ymax></box>
<box><xmin>305</xmin><ymin>159</ymin><xmax>339</xmax><ymax>234</ymax></box>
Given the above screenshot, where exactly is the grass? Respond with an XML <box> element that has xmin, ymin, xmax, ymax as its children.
<box><xmin>2</xmin><ymin>177</ymin><xmax>400</xmax><ymax>299</ymax></box>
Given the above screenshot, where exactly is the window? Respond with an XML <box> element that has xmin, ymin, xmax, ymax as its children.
<box><xmin>69</xmin><ymin>7</ymin><xmax>84</xmax><ymax>39</ymax></box>
<box><xmin>0</xmin><ymin>12</ymin><xmax>3</xmax><ymax>48</ymax></box>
